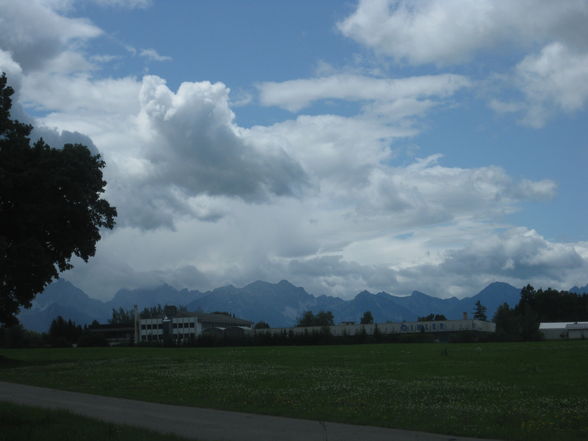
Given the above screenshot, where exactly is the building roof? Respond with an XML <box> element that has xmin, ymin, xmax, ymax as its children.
<box><xmin>139</xmin><ymin>312</ymin><xmax>252</xmax><ymax>326</ymax></box>
<box><xmin>567</xmin><ymin>323</ymin><xmax>588</xmax><ymax>330</ymax></box>
<box><xmin>196</xmin><ymin>313</ymin><xmax>252</xmax><ymax>326</ymax></box>
<box><xmin>539</xmin><ymin>322</ymin><xmax>588</xmax><ymax>329</ymax></box>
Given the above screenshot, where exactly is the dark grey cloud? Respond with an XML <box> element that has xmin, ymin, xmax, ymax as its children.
<box><xmin>32</xmin><ymin>127</ymin><xmax>99</xmax><ymax>155</ymax></box>
<box><xmin>0</xmin><ymin>0</ymin><xmax>100</xmax><ymax>71</ymax></box>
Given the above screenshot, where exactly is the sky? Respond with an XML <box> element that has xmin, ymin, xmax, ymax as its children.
<box><xmin>1</xmin><ymin>0</ymin><xmax>587</xmax><ymax>301</ymax></box>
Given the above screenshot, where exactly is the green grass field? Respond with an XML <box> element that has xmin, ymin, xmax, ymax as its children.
<box><xmin>1</xmin><ymin>341</ymin><xmax>587</xmax><ymax>441</ymax></box>
<box><xmin>0</xmin><ymin>402</ymin><xmax>193</xmax><ymax>441</ymax></box>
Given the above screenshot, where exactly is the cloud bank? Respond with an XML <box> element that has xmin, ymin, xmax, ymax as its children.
<box><xmin>0</xmin><ymin>0</ymin><xmax>586</xmax><ymax>301</ymax></box>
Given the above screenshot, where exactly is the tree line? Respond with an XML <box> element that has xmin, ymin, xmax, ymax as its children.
<box><xmin>0</xmin><ymin>316</ymin><xmax>103</xmax><ymax>348</ymax></box>
<box><xmin>296</xmin><ymin>310</ymin><xmax>375</xmax><ymax>327</ymax></box>
<box><xmin>493</xmin><ymin>285</ymin><xmax>588</xmax><ymax>340</ymax></box>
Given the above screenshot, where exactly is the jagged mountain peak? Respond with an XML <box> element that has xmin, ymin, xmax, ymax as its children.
<box><xmin>244</xmin><ymin>280</ymin><xmax>271</xmax><ymax>289</ymax></box>
<box><xmin>355</xmin><ymin>290</ymin><xmax>374</xmax><ymax>298</ymax></box>
<box><xmin>410</xmin><ymin>290</ymin><xmax>432</xmax><ymax>298</ymax></box>
<box><xmin>473</xmin><ymin>282</ymin><xmax>519</xmax><ymax>300</ymax></box>
<box><xmin>278</xmin><ymin>279</ymin><xmax>295</xmax><ymax>287</ymax></box>
<box><xmin>570</xmin><ymin>284</ymin><xmax>588</xmax><ymax>294</ymax></box>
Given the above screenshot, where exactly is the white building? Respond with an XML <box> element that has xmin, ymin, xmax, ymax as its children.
<box><xmin>539</xmin><ymin>322</ymin><xmax>588</xmax><ymax>340</ymax></box>
<box><xmin>138</xmin><ymin>312</ymin><xmax>252</xmax><ymax>344</ymax></box>
<box><xmin>256</xmin><ymin>319</ymin><xmax>496</xmax><ymax>338</ymax></box>
<box><xmin>139</xmin><ymin>316</ymin><xmax>200</xmax><ymax>344</ymax></box>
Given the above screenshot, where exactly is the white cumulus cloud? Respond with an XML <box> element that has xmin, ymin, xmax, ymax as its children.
<box><xmin>338</xmin><ymin>0</ymin><xmax>588</xmax><ymax>66</ymax></box>
<box><xmin>514</xmin><ymin>43</ymin><xmax>588</xmax><ymax>127</ymax></box>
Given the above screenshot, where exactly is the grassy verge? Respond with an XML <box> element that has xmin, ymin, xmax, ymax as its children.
<box><xmin>0</xmin><ymin>401</ymin><xmax>194</xmax><ymax>441</ymax></box>
<box><xmin>1</xmin><ymin>341</ymin><xmax>587</xmax><ymax>441</ymax></box>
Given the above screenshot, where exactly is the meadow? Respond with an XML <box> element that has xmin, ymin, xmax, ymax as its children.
<box><xmin>1</xmin><ymin>341</ymin><xmax>587</xmax><ymax>441</ymax></box>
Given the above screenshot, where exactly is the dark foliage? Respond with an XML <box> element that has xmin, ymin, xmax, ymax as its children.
<box><xmin>139</xmin><ymin>304</ymin><xmax>188</xmax><ymax>319</ymax></box>
<box><xmin>0</xmin><ymin>324</ymin><xmax>44</xmax><ymax>348</ymax></box>
<box><xmin>473</xmin><ymin>300</ymin><xmax>488</xmax><ymax>321</ymax></box>
<box><xmin>297</xmin><ymin>310</ymin><xmax>334</xmax><ymax>327</ymax></box>
<box><xmin>492</xmin><ymin>302</ymin><xmax>521</xmax><ymax>340</ymax></box>
<box><xmin>254</xmin><ymin>321</ymin><xmax>270</xmax><ymax>329</ymax></box>
<box><xmin>110</xmin><ymin>307</ymin><xmax>135</xmax><ymax>326</ymax></box>
<box><xmin>517</xmin><ymin>284</ymin><xmax>588</xmax><ymax>322</ymax></box>
<box><xmin>417</xmin><ymin>313</ymin><xmax>447</xmax><ymax>321</ymax></box>
<box><xmin>493</xmin><ymin>285</ymin><xmax>588</xmax><ymax>340</ymax></box>
<box><xmin>360</xmin><ymin>310</ymin><xmax>374</xmax><ymax>324</ymax></box>
<box><xmin>0</xmin><ymin>73</ymin><xmax>117</xmax><ymax>326</ymax></box>
<box><xmin>77</xmin><ymin>331</ymin><xmax>109</xmax><ymax>347</ymax></box>
<box><xmin>48</xmin><ymin>316</ymin><xmax>82</xmax><ymax>346</ymax></box>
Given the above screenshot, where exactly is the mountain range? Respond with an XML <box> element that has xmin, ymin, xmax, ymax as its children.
<box><xmin>17</xmin><ymin>279</ymin><xmax>538</xmax><ymax>332</ymax></box>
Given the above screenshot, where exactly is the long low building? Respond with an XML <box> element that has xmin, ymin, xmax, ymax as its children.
<box><xmin>139</xmin><ymin>312</ymin><xmax>252</xmax><ymax>344</ymax></box>
<box><xmin>539</xmin><ymin>322</ymin><xmax>588</xmax><ymax>340</ymax></box>
<box><xmin>256</xmin><ymin>319</ymin><xmax>496</xmax><ymax>337</ymax></box>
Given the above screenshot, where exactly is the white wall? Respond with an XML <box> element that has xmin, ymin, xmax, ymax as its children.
<box><xmin>256</xmin><ymin>319</ymin><xmax>496</xmax><ymax>337</ymax></box>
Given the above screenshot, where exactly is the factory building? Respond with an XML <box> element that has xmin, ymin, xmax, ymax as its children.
<box><xmin>255</xmin><ymin>319</ymin><xmax>496</xmax><ymax>338</ymax></box>
<box><xmin>138</xmin><ymin>312</ymin><xmax>252</xmax><ymax>344</ymax></box>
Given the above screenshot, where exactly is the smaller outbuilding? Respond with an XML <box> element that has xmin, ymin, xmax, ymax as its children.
<box><xmin>539</xmin><ymin>322</ymin><xmax>588</xmax><ymax>340</ymax></box>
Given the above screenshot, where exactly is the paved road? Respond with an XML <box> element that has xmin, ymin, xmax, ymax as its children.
<box><xmin>0</xmin><ymin>381</ymin><xmax>500</xmax><ymax>441</ymax></box>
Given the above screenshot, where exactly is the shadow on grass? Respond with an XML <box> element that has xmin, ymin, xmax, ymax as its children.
<box><xmin>0</xmin><ymin>355</ymin><xmax>64</xmax><ymax>370</ymax></box>
<box><xmin>0</xmin><ymin>402</ymin><xmax>194</xmax><ymax>441</ymax></box>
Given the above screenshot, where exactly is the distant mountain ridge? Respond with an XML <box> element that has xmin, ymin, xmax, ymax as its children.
<box><xmin>570</xmin><ymin>284</ymin><xmax>588</xmax><ymax>294</ymax></box>
<box><xmin>18</xmin><ymin>279</ymin><xmax>533</xmax><ymax>332</ymax></box>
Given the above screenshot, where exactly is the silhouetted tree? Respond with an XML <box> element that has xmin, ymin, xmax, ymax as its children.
<box><xmin>139</xmin><ymin>304</ymin><xmax>188</xmax><ymax>319</ymax></box>
<box><xmin>418</xmin><ymin>313</ymin><xmax>447</xmax><ymax>321</ymax></box>
<box><xmin>514</xmin><ymin>285</ymin><xmax>542</xmax><ymax>340</ymax></box>
<box><xmin>316</xmin><ymin>311</ymin><xmax>334</xmax><ymax>326</ymax></box>
<box><xmin>297</xmin><ymin>311</ymin><xmax>316</xmax><ymax>327</ymax></box>
<box><xmin>109</xmin><ymin>307</ymin><xmax>134</xmax><ymax>325</ymax></box>
<box><xmin>297</xmin><ymin>310</ymin><xmax>334</xmax><ymax>327</ymax></box>
<box><xmin>360</xmin><ymin>311</ymin><xmax>374</xmax><ymax>324</ymax></box>
<box><xmin>254</xmin><ymin>321</ymin><xmax>270</xmax><ymax>329</ymax></box>
<box><xmin>473</xmin><ymin>301</ymin><xmax>487</xmax><ymax>321</ymax></box>
<box><xmin>163</xmin><ymin>305</ymin><xmax>178</xmax><ymax>317</ymax></box>
<box><xmin>141</xmin><ymin>305</ymin><xmax>164</xmax><ymax>318</ymax></box>
<box><xmin>0</xmin><ymin>324</ymin><xmax>43</xmax><ymax>348</ymax></box>
<box><xmin>0</xmin><ymin>73</ymin><xmax>116</xmax><ymax>326</ymax></box>
<box><xmin>491</xmin><ymin>285</ymin><xmax>578</xmax><ymax>340</ymax></box>
<box><xmin>49</xmin><ymin>316</ymin><xmax>82</xmax><ymax>346</ymax></box>
<box><xmin>493</xmin><ymin>302</ymin><xmax>520</xmax><ymax>340</ymax></box>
